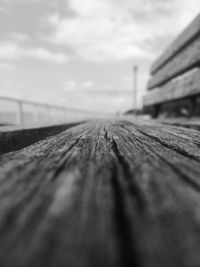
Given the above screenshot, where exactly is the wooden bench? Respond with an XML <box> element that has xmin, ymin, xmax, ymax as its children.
<box><xmin>0</xmin><ymin>119</ymin><xmax>200</xmax><ymax>267</ymax></box>
<box><xmin>143</xmin><ymin>13</ymin><xmax>200</xmax><ymax>118</ymax></box>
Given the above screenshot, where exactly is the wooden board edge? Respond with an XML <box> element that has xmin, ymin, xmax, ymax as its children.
<box><xmin>0</xmin><ymin>121</ymin><xmax>84</xmax><ymax>156</ymax></box>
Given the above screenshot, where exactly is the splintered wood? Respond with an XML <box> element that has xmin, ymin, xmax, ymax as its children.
<box><xmin>0</xmin><ymin>119</ymin><xmax>200</xmax><ymax>267</ymax></box>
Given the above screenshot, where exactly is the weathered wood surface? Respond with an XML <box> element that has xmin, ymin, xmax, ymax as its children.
<box><xmin>0</xmin><ymin>119</ymin><xmax>200</xmax><ymax>267</ymax></box>
<box><xmin>157</xmin><ymin>118</ymin><xmax>200</xmax><ymax>131</ymax></box>
<box><xmin>148</xmin><ymin>35</ymin><xmax>200</xmax><ymax>90</ymax></box>
<box><xmin>151</xmin><ymin>13</ymin><xmax>200</xmax><ymax>74</ymax></box>
<box><xmin>0</xmin><ymin>122</ymin><xmax>82</xmax><ymax>155</ymax></box>
<box><xmin>144</xmin><ymin>68</ymin><xmax>200</xmax><ymax>106</ymax></box>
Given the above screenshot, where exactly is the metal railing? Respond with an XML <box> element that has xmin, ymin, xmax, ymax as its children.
<box><xmin>0</xmin><ymin>96</ymin><xmax>107</xmax><ymax>125</ymax></box>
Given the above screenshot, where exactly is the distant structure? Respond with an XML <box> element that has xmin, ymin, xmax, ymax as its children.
<box><xmin>143</xmin><ymin>13</ymin><xmax>200</xmax><ymax>118</ymax></box>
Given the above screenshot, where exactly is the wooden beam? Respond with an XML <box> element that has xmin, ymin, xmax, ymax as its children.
<box><xmin>151</xmin><ymin>13</ymin><xmax>200</xmax><ymax>75</ymax></box>
<box><xmin>1</xmin><ymin>119</ymin><xmax>200</xmax><ymax>266</ymax></box>
<box><xmin>148</xmin><ymin>35</ymin><xmax>200</xmax><ymax>90</ymax></box>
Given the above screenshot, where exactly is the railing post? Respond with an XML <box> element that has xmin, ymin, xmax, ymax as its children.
<box><xmin>63</xmin><ymin>108</ymin><xmax>67</xmax><ymax>122</ymax></box>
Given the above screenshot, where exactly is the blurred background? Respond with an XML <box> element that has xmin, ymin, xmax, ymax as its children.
<box><xmin>0</xmin><ymin>0</ymin><xmax>199</xmax><ymax>125</ymax></box>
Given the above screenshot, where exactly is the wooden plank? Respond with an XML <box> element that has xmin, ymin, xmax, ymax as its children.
<box><xmin>0</xmin><ymin>122</ymin><xmax>82</xmax><ymax>155</ymax></box>
<box><xmin>144</xmin><ymin>68</ymin><xmax>200</xmax><ymax>106</ymax></box>
<box><xmin>148</xmin><ymin>35</ymin><xmax>200</xmax><ymax>90</ymax></box>
<box><xmin>0</xmin><ymin>119</ymin><xmax>200</xmax><ymax>266</ymax></box>
<box><xmin>151</xmin><ymin>13</ymin><xmax>200</xmax><ymax>74</ymax></box>
<box><xmin>157</xmin><ymin>118</ymin><xmax>200</xmax><ymax>131</ymax></box>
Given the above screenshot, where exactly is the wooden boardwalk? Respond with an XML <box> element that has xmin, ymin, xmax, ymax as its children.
<box><xmin>0</xmin><ymin>119</ymin><xmax>200</xmax><ymax>267</ymax></box>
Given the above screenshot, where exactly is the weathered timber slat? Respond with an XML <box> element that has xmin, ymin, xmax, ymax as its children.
<box><xmin>0</xmin><ymin>119</ymin><xmax>200</xmax><ymax>267</ymax></box>
<box><xmin>158</xmin><ymin>118</ymin><xmax>200</xmax><ymax>131</ymax></box>
<box><xmin>148</xmin><ymin>35</ymin><xmax>200</xmax><ymax>89</ymax></box>
<box><xmin>144</xmin><ymin>68</ymin><xmax>200</xmax><ymax>106</ymax></box>
<box><xmin>151</xmin><ymin>13</ymin><xmax>200</xmax><ymax>74</ymax></box>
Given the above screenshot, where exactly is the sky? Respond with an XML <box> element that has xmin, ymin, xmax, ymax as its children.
<box><xmin>0</xmin><ymin>0</ymin><xmax>199</xmax><ymax>114</ymax></box>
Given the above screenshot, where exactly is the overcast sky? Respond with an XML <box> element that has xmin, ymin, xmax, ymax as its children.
<box><xmin>0</xmin><ymin>0</ymin><xmax>199</xmax><ymax>113</ymax></box>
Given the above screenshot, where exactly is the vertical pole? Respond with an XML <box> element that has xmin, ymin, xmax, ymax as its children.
<box><xmin>46</xmin><ymin>105</ymin><xmax>50</xmax><ymax>123</ymax></box>
<box><xmin>133</xmin><ymin>65</ymin><xmax>138</xmax><ymax>114</ymax></box>
<box><xmin>18</xmin><ymin>101</ymin><xmax>23</xmax><ymax>125</ymax></box>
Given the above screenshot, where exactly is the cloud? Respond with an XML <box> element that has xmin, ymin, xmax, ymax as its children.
<box><xmin>82</xmin><ymin>80</ymin><xmax>94</xmax><ymax>88</ymax></box>
<box><xmin>1</xmin><ymin>0</ymin><xmax>41</xmax><ymax>2</ymax></box>
<box><xmin>64</xmin><ymin>80</ymin><xmax>77</xmax><ymax>92</ymax></box>
<box><xmin>45</xmin><ymin>0</ymin><xmax>157</xmax><ymax>61</ymax></box>
<box><xmin>0</xmin><ymin>62</ymin><xmax>16</xmax><ymax>70</ymax></box>
<box><xmin>0</xmin><ymin>42</ymin><xmax>68</xmax><ymax>63</ymax></box>
<box><xmin>64</xmin><ymin>80</ymin><xmax>94</xmax><ymax>93</ymax></box>
<box><xmin>0</xmin><ymin>42</ymin><xmax>19</xmax><ymax>59</ymax></box>
<box><xmin>0</xmin><ymin>6</ymin><xmax>8</xmax><ymax>13</ymax></box>
<box><xmin>45</xmin><ymin>0</ymin><xmax>200</xmax><ymax>62</ymax></box>
<box><xmin>9</xmin><ymin>32</ymin><xmax>29</xmax><ymax>42</ymax></box>
<box><xmin>26</xmin><ymin>47</ymin><xmax>68</xmax><ymax>63</ymax></box>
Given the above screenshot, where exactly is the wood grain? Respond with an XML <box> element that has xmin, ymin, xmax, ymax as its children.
<box><xmin>157</xmin><ymin>118</ymin><xmax>200</xmax><ymax>130</ymax></box>
<box><xmin>0</xmin><ymin>119</ymin><xmax>200</xmax><ymax>267</ymax></box>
